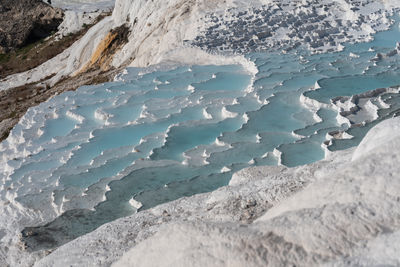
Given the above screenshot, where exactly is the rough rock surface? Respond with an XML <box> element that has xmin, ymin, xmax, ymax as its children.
<box><xmin>0</xmin><ymin>0</ymin><xmax>63</xmax><ymax>53</ymax></box>
<box><xmin>34</xmin><ymin>117</ymin><xmax>400</xmax><ymax>266</ymax></box>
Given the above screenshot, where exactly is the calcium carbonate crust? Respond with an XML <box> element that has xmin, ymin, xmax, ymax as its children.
<box><xmin>32</xmin><ymin>117</ymin><xmax>400</xmax><ymax>267</ymax></box>
<box><xmin>1</xmin><ymin>1</ymin><xmax>400</xmax><ymax>266</ymax></box>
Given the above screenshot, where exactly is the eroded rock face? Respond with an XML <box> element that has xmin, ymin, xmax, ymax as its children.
<box><xmin>0</xmin><ymin>0</ymin><xmax>63</xmax><ymax>53</ymax></box>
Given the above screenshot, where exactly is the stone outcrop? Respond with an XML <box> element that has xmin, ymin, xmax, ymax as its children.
<box><xmin>0</xmin><ymin>0</ymin><xmax>63</xmax><ymax>53</ymax></box>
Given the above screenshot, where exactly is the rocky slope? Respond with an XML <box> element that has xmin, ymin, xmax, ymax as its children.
<box><xmin>1</xmin><ymin>0</ymin><xmax>400</xmax><ymax>266</ymax></box>
<box><xmin>0</xmin><ymin>0</ymin><xmax>63</xmax><ymax>53</ymax></box>
<box><xmin>33</xmin><ymin>116</ymin><xmax>400</xmax><ymax>266</ymax></box>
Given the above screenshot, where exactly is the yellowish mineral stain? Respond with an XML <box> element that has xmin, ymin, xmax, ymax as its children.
<box><xmin>74</xmin><ymin>31</ymin><xmax>118</xmax><ymax>76</ymax></box>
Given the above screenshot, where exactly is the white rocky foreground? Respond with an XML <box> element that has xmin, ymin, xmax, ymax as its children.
<box><xmin>34</xmin><ymin>117</ymin><xmax>400</xmax><ymax>266</ymax></box>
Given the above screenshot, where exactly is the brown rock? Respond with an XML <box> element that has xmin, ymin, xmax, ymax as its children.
<box><xmin>0</xmin><ymin>0</ymin><xmax>64</xmax><ymax>52</ymax></box>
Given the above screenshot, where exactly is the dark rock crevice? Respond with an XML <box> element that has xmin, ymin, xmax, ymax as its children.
<box><xmin>0</xmin><ymin>0</ymin><xmax>64</xmax><ymax>53</ymax></box>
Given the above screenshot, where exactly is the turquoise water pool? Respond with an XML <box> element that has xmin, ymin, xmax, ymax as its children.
<box><xmin>3</xmin><ymin>14</ymin><xmax>400</xmax><ymax>250</ymax></box>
